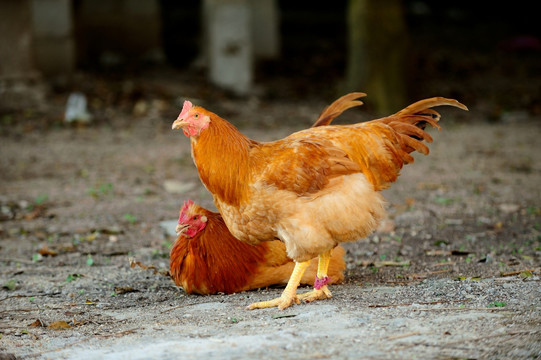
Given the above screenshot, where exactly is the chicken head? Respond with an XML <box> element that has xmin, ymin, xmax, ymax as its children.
<box><xmin>171</xmin><ymin>100</ymin><xmax>210</xmax><ymax>137</ymax></box>
<box><xmin>176</xmin><ymin>200</ymin><xmax>208</xmax><ymax>237</ymax></box>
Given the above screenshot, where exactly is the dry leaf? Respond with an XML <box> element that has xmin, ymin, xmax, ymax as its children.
<box><xmin>114</xmin><ymin>286</ymin><xmax>138</xmax><ymax>294</ymax></box>
<box><xmin>129</xmin><ymin>257</ymin><xmax>170</xmax><ymax>277</ymax></box>
<box><xmin>38</xmin><ymin>245</ymin><xmax>57</xmax><ymax>257</ymax></box>
<box><xmin>29</xmin><ymin>319</ymin><xmax>46</xmax><ymax>327</ymax></box>
<box><xmin>48</xmin><ymin>320</ymin><xmax>71</xmax><ymax>330</ymax></box>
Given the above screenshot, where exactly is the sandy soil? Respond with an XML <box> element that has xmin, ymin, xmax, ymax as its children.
<box><xmin>1</xmin><ymin>80</ymin><xmax>540</xmax><ymax>359</ymax></box>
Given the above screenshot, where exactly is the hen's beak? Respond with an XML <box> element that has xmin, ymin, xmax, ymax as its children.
<box><xmin>176</xmin><ymin>223</ymin><xmax>189</xmax><ymax>235</ymax></box>
<box><xmin>172</xmin><ymin>118</ymin><xmax>188</xmax><ymax>130</ymax></box>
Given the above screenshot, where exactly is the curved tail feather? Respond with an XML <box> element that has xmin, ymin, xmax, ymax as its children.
<box><xmin>312</xmin><ymin>92</ymin><xmax>366</xmax><ymax>127</ymax></box>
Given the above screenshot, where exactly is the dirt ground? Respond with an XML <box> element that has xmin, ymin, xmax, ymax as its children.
<box><xmin>1</xmin><ymin>68</ymin><xmax>540</xmax><ymax>359</ymax></box>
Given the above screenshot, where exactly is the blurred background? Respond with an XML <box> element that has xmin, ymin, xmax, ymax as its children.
<box><xmin>1</xmin><ymin>0</ymin><xmax>540</xmax><ymax>125</ymax></box>
<box><xmin>1</xmin><ymin>4</ymin><xmax>541</xmax><ymax>344</ymax></box>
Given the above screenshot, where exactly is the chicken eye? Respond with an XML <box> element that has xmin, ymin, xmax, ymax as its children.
<box><xmin>193</xmin><ymin>113</ymin><xmax>199</xmax><ymax>119</ymax></box>
<box><xmin>193</xmin><ymin>216</ymin><xmax>198</xmax><ymax>220</ymax></box>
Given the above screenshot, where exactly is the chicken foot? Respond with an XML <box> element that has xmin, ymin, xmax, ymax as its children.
<box><xmin>298</xmin><ymin>249</ymin><xmax>333</xmax><ymax>302</ymax></box>
<box><xmin>247</xmin><ymin>260</ymin><xmax>310</xmax><ymax>310</ymax></box>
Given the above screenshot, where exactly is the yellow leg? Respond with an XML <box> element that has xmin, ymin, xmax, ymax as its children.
<box><xmin>298</xmin><ymin>249</ymin><xmax>333</xmax><ymax>302</ymax></box>
<box><xmin>247</xmin><ymin>260</ymin><xmax>310</xmax><ymax>310</ymax></box>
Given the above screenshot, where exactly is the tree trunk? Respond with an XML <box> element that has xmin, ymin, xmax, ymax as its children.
<box><xmin>344</xmin><ymin>0</ymin><xmax>408</xmax><ymax>115</ymax></box>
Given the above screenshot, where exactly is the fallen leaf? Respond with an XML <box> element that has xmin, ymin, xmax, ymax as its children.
<box><xmin>114</xmin><ymin>286</ymin><xmax>139</xmax><ymax>294</ymax></box>
<box><xmin>29</xmin><ymin>319</ymin><xmax>46</xmax><ymax>327</ymax></box>
<box><xmin>48</xmin><ymin>321</ymin><xmax>71</xmax><ymax>330</ymax></box>
<box><xmin>24</xmin><ymin>205</ymin><xmax>46</xmax><ymax>220</ymax></box>
<box><xmin>97</xmin><ymin>226</ymin><xmax>124</xmax><ymax>235</ymax></box>
<box><xmin>38</xmin><ymin>245</ymin><xmax>57</xmax><ymax>257</ymax></box>
<box><xmin>129</xmin><ymin>257</ymin><xmax>170</xmax><ymax>277</ymax></box>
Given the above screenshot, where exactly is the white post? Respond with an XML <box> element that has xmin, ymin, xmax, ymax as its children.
<box><xmin>205</xmin><ymin>0</ymin><xmax>253</xmax><ymax>95</ymax></box>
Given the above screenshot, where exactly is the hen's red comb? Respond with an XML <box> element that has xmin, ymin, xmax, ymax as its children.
<box><xmin>178</xmin><ymin>100</ymin><xmax>193</xmax><ymax>119</ymax></box>
<box><xmin>178</xmin><ymin>199</ymin><xmax>194</xmax><ymax>223</ymax></box>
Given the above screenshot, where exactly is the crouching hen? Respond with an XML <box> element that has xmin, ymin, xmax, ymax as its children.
<box><xmin>170</xmin><ymin>200</ymin><xmax>346</xmax><ymax>295</ymax></box>
<box><xmin>172</xmin><ymin>93</ymin><xmax>467</xmax><ymax>310</ymax></box>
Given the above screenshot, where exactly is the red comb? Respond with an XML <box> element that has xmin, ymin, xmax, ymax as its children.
<box><xmin>178</xmin><ymin>100</ymin><xmax>193</xmax><ymax>119</ymax></box>
<box><xmin>178</xmin><ymin>200</ymin><xmax>194</xmax><ymax>223</ymax></box>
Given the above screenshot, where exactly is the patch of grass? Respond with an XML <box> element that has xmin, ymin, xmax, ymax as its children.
<box><xmin>229</xmin><ymin>317</ymin><xmax>241</xmax><ymax>324</ymax></box>
<box><xmin>3</xmin><ymin>280</ymin><xmax>17</xmax><ymax>291</ymax></box>
<box><xmin>434</xmin><ymin>196</ymin><xmax>454</xmax><ymax>205</ymax></box>
<box><xmin>87</xmin><ymin>183</ymin><xmax>114</xmax><ymax>198</ymax></box>
<box><xmin>123</xmin><ymin>213</ymin><xmax>137</xmax><ymax>225</ymax></box>
<box><xmin>152</xmin><ymin>249</ymin><xmax>168</xmax><ymax>259</ymax></box>
<box><xmin>66</xmin><ymin>274</ymin><xmax>82</xmax><ymax>283</ymax></box>
<box><xmin>487</xmin><ymin>301</ymin><xmax>507</xmax><ymax>308</ymax></box>
<box><xmin>26</xmin><ymin>194</ymin><xmax>49</xmax><ymax>210</ymax></box>
<box><xmin>162</xmin><ymin>240</ymin><xmax>173</xmax><ymax>249</ymax></box>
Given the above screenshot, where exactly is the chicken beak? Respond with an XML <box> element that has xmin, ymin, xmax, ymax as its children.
<box><xmin>172</xmin><ymin>118</ymin><xmax>189</xmax><ymax>130</ymax></box>
<box><xmin>176</xmin><ymin>223</ymin><xmax>189</xmax><ymax>235</ymax></box>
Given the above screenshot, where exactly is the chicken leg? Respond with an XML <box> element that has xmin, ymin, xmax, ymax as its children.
<box><xmin>298</xmin><ymin>249</ymin><xmax>333</xmax><ymax>302</ymax></box>
<box><xmin>247</xmin><ymin>260</ymin><xmax>310</xmax><ymax>310</ymax></box>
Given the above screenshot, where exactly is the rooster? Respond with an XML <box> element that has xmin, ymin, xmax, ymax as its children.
<box><xmin>170</xmin><ymin>200</ymin><xmax>346</xmax><ymax>295</ymax></box>
<box><xmin>172</xmin><ymin>92</ymin><xmax>467</xmax><ymax>309</ymax></box>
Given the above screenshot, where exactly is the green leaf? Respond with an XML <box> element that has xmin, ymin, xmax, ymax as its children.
<box><xmin>34</xmin><ymin>194</ymin><xmax>48</xmax><ymax>205</ymax></box>
<box><xmin>434</xmin><ymin>196</ymin><xmax>454</xmax><ymax>205</ymax></box>
<box><xmin>66</xmin><ymin>274</ymin><xmax>82</xmax><ymax>283</ymax></box>
<box><xmin>123</xmin><ymin>213</ymin><xmax>137</xmax><ymax>225</ymax></box>
<box><xmin>86</xmin><ymin>254</ymin><xmax>94</xmax><ymax>266</ymax></box>
<box><xmin>488</xmin><ymin>301</ymin><xmax>506</xmax><ymax>308</ymax></box>
<box><xmin>32</xmin><ymin>253</ymin><xmax>42</xmax><ymax>263</ymax></box>
<box><xmin>3</xmin><ymin>280</ymin><xmax>17</xmax><ymax>291</ymax></box>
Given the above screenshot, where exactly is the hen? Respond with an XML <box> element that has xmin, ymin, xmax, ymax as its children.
<box><xmin>172</xmin><ymin>92</ymin><xmax>467</xmax><ymax>309</ymax></box>
<box><xmin>170</xmin><ymin>200</ymin><xmax>346</xmax><ymax>295</ymax></box>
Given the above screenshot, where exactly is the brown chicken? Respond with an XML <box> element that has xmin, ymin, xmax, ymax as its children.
<box><xmin>171</xmin><ymin>92</ymin><xmax>467</xmax><ymax>310</ymax></box>
<box><xmin>170</xmin><ymin>200</ymin><xmax>346</xmax><ymax>295</ymax></box>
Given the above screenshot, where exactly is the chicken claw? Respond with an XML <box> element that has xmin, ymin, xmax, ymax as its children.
<box><xmin>297</xmin><ymin>285</ymin><xmax>332</xmax><ymax>303</ymax></box>
<box><xmin>246</xmin><ymin>293</ymin><xmax>300</xmax><ymax>310</ymax></box>
<box><xmin>246</xmin><ymin>260</ymin><xmax>310</xmax><ymax>310</ymax></box>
